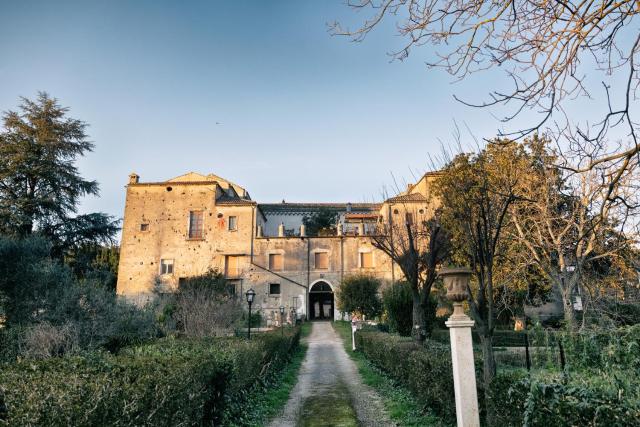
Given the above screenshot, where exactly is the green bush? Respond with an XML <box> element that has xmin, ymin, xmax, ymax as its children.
<box><xmin>520</xmin><ymin>375</ymin><xmax>640</xmax><ymax>426</ymax></box>
<box><xmin>0</xmin><ymin>328</ymin><xmax>300</xmax><ymax>426</ymax></box>
<box><xmin>381</xmin><ymin>281</ymin><xmax>414</xmax><ymax>336</ymax></box>
<box><xmin>354</xmin><ymin>330</ymin><xmax>456</xmax><ymax>422</ymax></box>
<box><xmin>485</xmin><ymin>370</ymin><xmax>529</xmax><ymax>425</ymax></box>
<box><xmin>0</xmin><ymin>236</ymin><xmax>72</xmax><ymax>326</ymax></box>
<box><xmin>562</xmin><ymin>324</ymin><xmax>640</xmax><ymax>372</ymax></box>
<box><xmin>0</xmin><ymin>236</ymin><xmax>159</xmax><ymax>360</ymax></box>
<box><xmin>336</xmin><ymin>274</ymin><xmax>383</xmax><ymax>319</ymax></box>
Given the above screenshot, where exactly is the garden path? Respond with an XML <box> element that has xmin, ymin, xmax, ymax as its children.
<box><xmin>268</xmin><ymin>321</ymin><xmax>392</xmax><ymax>427</ymax></box>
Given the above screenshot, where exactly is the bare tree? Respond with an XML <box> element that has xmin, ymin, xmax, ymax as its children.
<box><xmin>162</xmin><ymin>269</ymin><xmax>242</xmax><ymax>338</ymax></box>
<box><xmin>372</xmin><ymin>202</ymin><xmax>449</xmax><ymax>342</ymax></box>
<box><xmin>509</xmin><ymin>136</ymin><xmax>639</xmax><ymax>329</ymax></box>
<box><xmin>332</xmin><ymin>1</ymin><xmax>640</xmax><ymax>184</ymax></box>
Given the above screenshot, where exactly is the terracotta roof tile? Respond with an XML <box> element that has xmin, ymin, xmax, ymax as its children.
<box><xmin>385</xmin><ymin>193</ymin><xmax>429</xmax><ymax>203</ymax></box>
<box><xmin>259</xmin><ymin>202</ymin><xmax>380</xmax><ymax>213</ymax></box>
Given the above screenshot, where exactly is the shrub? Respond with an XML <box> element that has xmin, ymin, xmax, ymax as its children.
<box><xmin>382</xmin><ymin>281</ymin><xmax>413</xmax><ymax>336</ymax></box>
<box><xmin>521</xmin><ymin>376</ymin><xmax>640</xmax><ymax>426</ymax></box>
<box><xmin>0</xmin><ymin>327</ymin><xmax>301</xmax><ymax>426</ymax></box>
<box><xmin>22</xmin><ymin>322</ymin><xmax>79</xmax><ymax>359</ymax></box>
<box><xmin>562</xmin><ymin>324</ymin><xmax>640</xmax><ymax>372</ymax></box>
<box><xmin>159</xmin><ymin>268</ymin><xmax>243</xmax><ymax>338</ymax></box>
<box><xmin>336</xmin><ymin>274</ymin><xmax>382</xmax><ymax>318</ymax></box>
<box><xmin>44</xmin><ymin>280</ymin><xmax>160</xmax><ymax>353</ymax></box>
<box><xmin>354</xmin><ymin>329</ymin><xmax>456</xmax><ymax>422</ymax></box>
<box><xmin>486</xmin><ymin>370</ymin><xmax>529</xmax><ymax>425</ymax></box>
<box><xmin>0</xmin><ymin>236</ymin><xmax>72</xmax><ymax>326</ymax></box>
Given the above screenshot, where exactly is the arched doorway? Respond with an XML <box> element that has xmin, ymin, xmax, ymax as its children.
<box><xmin>309</xmin><ymin>281</ymin><xmax>334</xmax><ymax>320</ymax></box>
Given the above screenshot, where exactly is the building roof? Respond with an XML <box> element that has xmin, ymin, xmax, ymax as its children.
<box><xmin>167</xmin><ymin>172</ymin><xmax>215</xmax><ymax>183</ymax></box>
<box><xmin>259</xmin><ymin>202</ymin><xmax>381</xmax><ymax>214</ymax></box>
<box><xmin>215</xmin><ymin>194</ymin><xmax>256</xmax><ymax>206</ymax></box>
<box><xmin>385</xmin><ymin>193</ymin><xmax>429</xmax><ymax>203</ymax></box>
<box><xmin>344</xmin><ymin>213</ymin><xmax>379</xmax><ymax>221</ymax></box>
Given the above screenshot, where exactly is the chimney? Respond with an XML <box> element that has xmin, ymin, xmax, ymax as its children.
<box><xmin>256</xmin><ymin>225</ymin><xmax>263</xmax><ymax>238</ymax></box>
<box><xmin>278</xmin><ymin>222</ymin><xmax>285</xmax><ymax>237</ymax></box>
<box><xmin>300</xmin><ymin>224</ymin><xmax>306</xmax><ymax>237</ymax></box>
<box><xmin>337</xmin><ymin>222</ymin><xmax>343</xmax><ymax>236</ymax></box>
<box><xmin>128</xmin><ymin>173</ymin><xmax>140</xmax><ymax>184</ymax></box>
<box><xmin>346</xmin><ymin>202</ymin><xmax>352</xmax><ymax>212</ymax></box>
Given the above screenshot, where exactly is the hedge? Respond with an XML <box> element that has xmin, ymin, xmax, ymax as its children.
<box><xmin>354</xmin><ymin>330</ymin><xmax>457</xmax><ymax>422</ymax></box>
<box><xmin>0</xmin><ymin>327</ymin><xmax>300</xmax><ymax>426</ymax></box>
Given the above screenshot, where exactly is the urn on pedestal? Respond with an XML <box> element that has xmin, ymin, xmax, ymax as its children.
<box><xmin>439</xmin><ymin>267</ymin><xmax>472</xmax><ymax>320</ymax></box>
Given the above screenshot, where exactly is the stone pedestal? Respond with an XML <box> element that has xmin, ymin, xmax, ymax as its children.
<box><xmin>446</xmin><ymin>304</ymin><xmax>480</xmax><ymax>427</ymax></box>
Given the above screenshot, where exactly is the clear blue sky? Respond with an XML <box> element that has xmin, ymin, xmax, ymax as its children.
<box><xmin>0</xmin><ymin>0</ymin><xmax>575</xmax><ymax>219</ymax></box>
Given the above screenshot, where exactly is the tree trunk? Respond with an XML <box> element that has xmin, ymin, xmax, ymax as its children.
<box><xmin>412</xmin><ymin>290</ymin><xmax>427</xmax><ymax>343</ymax></box>
<box><xmin>562</xmin><ymin>289</ymin><xmax>576</xmax><ymax>330</ymax></box>
<box><xmin>480</xmin><ymin>333</ymin><xmax>496</xmax><ymax>425</ymax></box>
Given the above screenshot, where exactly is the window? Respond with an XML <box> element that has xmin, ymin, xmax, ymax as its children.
<box><xmin>360</xmin><ymin>252</ymin><xmax>373</xmax><ymax>269</ymax></box>
<box><xmin>188</xmin><ymin>211</ymin><xmax>204</xmax><ymax>239</ymax></box>
<box><xmin>315</xmin><ymin>252</ymin><xmax>329</xmax><ymax>270</ymax></box>
<box><xmin>406</xmin><ymin>212</ymin><xmax>414</xmax><ymax>225</ymax></box>
<box><xmin>269</xmin><ymin>253</ymin><xmax>284</xmax><ymax>271</ymax></box>
<box><xmin>269</xmin><ymin>283</ymin><xmax>281</xmax><ymax>295</ymax></box>
<box><xmin>160</xmin><ymin>259</ymin><xmax>174</xmax><ymax>275</ymax></box>
<box><xmin>140</xmin><ymin>223</ymin><xmax>149</xmax><ymax>232</ymax></box>
<box><xmin>225</xmin><ymin>255</ymin><xmax>240</xmax><ymax>278</ymax></box>
<box><xmin>228</xmin><ymin>216</ymin><xmax>237</xmax><ymax>231</ymax></box>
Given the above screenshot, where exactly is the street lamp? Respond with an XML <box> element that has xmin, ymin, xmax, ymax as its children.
<box><xmin>245</xmin><ymin>288</ymin><xmax>256</xmax><ymax>340</ymax></box>
<box><xmin>279</xmin><ymin>306</ymin><xmax>285</xmax><ymax>336</ymax></box>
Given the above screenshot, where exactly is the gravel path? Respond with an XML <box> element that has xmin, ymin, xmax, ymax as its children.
<box><xmin>268</xmin><ymin>322</ymin><xmax>392</xmax><ymax>427</ymax></box>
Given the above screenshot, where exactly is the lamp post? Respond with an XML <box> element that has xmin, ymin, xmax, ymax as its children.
<box><xmin>245</xmin><ymin>288</ymin><xmax>256</xmax><ymax>340</ymax></box>
<box><xmin>279</xmin><ymin>305</ymin><xmax>285</xmax><ymax>336</ymax></box>
<box><xmin>440</xmin><ymin>267</ymin><xmax>480</xmax><ymax>427</ymax></box>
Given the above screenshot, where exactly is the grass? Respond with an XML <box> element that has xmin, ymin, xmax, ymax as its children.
<box><xmin>239</xmin><ymin>322</ymin><xmax>311</xmax><ymax>427</ymax></box>
<box><xmin>298</xmin><ymin>381</ymin><xmax>359</xmax><ymax>427</ymax></box>
<box><xmin>333</xmin><ymin>321</ymin><xmax>451</xmax><ymax>427</ymax></box>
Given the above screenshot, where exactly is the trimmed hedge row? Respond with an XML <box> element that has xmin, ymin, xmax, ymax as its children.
<box><xmin>0</xmin><ymin>328</ymin><xmax>300</xmax><ymax>426</ymax></box>
<box><xmin>354</xmin><ymin>330</ymin><xmax>457</xmax><ymax>422</ymax></box>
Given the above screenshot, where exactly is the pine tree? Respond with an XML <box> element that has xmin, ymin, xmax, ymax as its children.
<box><xmin>0</xmin><ymin>92</ymin><xmax>118</xmax><ymax>255</ymax></box>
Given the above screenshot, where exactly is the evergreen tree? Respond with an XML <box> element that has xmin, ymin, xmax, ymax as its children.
<box><xmin>302</xmin><ymin>208</ymin><xmax>338</xmax><ymax>236</ymax></box>
<box><xmin>0</xmin><ymin>92</ymin><xmax>118</xmax><ymax>256</ymax></box>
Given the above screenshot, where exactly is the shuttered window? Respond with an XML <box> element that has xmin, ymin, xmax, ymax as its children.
<box><xmin>226</xmin><ymin>255</ymin><xmax>240</xmax><ymax>278</ymax></box>
<box><xmin>269</xmin><ymin>253</ymin><xmax>284</xmax><ymax>271</ymax></box>
<box><xmin>228</xmin><ymin>216</ymin><xmax>237</xmax><ymax>231</ymax></box>
<box><xmin>315</xmin><ymin>252</ymin><xmax>329</xmax><ymax>270</ymax></box>
<box><xmin>189</xmin><ymin>211</ymin><xmax>204</xmax><ymax>239</ymax></box>
<box><xmin>360</xmin><ymin>252</ymin><xmax>373</xmax><ymax>268</ymax></box>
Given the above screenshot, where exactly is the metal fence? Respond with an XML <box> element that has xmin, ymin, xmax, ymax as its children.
<box><xmin>431</xmin><ymin>328</ymin><xmax>568</xmax><ymax>372</ymax></box>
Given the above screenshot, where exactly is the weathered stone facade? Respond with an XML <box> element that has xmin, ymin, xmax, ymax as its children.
<box><xmin>116</xmin><ymin>171</ymin><xmax>439</xmax><ymax>321</ymax></box>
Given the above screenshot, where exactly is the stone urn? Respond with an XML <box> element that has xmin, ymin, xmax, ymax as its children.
<box><xmin>439</xmin><ymin>267</ymin><xmax>472</xmax><ymax>320</ymax></box>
